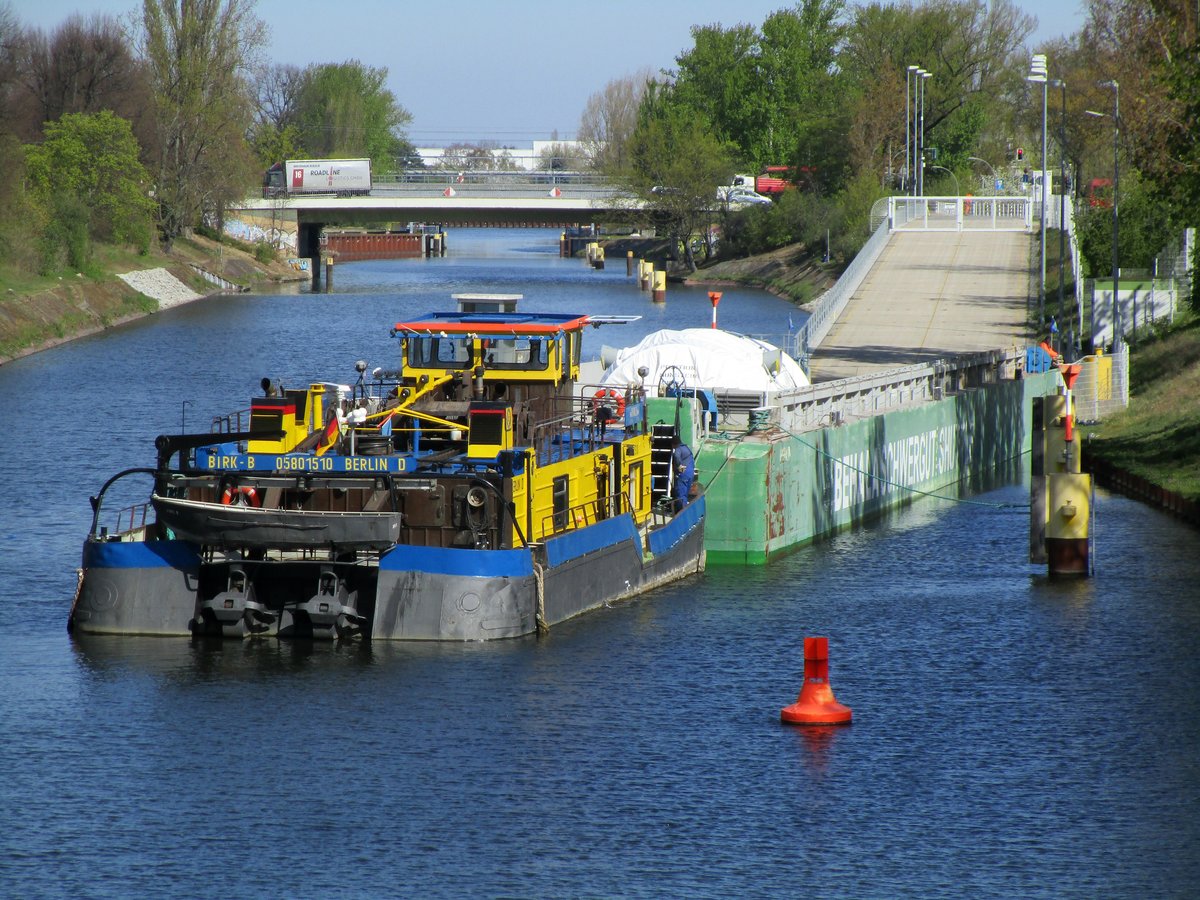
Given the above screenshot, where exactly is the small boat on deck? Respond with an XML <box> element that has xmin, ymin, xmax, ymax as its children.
<box><xmin>71</xmin><ymin>294</ymin><xmax>706</xmax><ymax>641</ymax></box>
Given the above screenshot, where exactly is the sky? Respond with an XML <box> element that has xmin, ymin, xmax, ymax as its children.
<box><xmin>14</xmin><ymin>0</ymin><xmax>1087</xmax><ymax>146</ymax></box>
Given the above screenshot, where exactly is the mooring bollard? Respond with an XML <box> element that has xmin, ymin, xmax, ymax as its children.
<box><xmin>1047</xmin><ymin>472</ymin><xmax>1090</xmax><ymax>575</ymax></box>
<box><xmin>626</xmin><ymin>250</ymin><xmax>634</xmax><ymax>277</ymax></box>
<box><xmin>652</xmin><ymin>269</ymin><xmax>666</xmax><ymax>303</ymax></box>
<box><xmin>324</xmin><ymin>256</ymin><xmax>334</xmax><ymax>291</ymax></box>
<box><xmin>1031</xmin><ymin>356</ymin><xmax>1092</xmax><ymax>577</ymax></box>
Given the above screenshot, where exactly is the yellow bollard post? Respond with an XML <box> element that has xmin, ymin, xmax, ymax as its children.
<box><xmin>639</xmin><ymin>260</ymin><xmax>651</xmax><ymax>291</ymax></box>
<box><xmin>324</xmin><ymin>256</ymin><xmax>334</xmax><ymax>291</ymax></box>
<box><xmin>652</xmin><ymin>269</ymin><xmax>667</xmax><ymax>303</ymax></box>
<box><xmin>595</xmin><ymin>245</ymin><xmax>605</xmax><ymax>270</ymax></box>
<box><xmin>626</xmin><ymin>250</ymin><xmax>634</xmax><ymax>277</ymax></box>
<box><xmin>1046</xmin><ymin>472</ymin><xmax>1091</xmax><ymax>575</ymax></box>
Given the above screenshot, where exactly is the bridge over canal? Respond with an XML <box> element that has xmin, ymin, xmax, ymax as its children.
<box><xmin>230</xmin><ymin>174</ymin><xmax>631</xmax><ymax>278</ymax></box>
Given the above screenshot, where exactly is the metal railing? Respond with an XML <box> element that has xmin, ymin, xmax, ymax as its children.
<box><xmin>530</xmin><ymin>389</ymin><xmax>638</xmax><ymax>466</ymax></box>
<box><xmin>212</xmin><ymin>410</ymin><xmax>251</xmax><ymax>433</ymax></box>
<box><xmin>793</xmin><ymin>218</ymin><xmax>892</xmax><ymax>366</ymax></box>
<box><xmin>374</xmin><ymin>170</ymin><xmax>613</xmax><ymax>187</ymax></box>
<box><xmin>102</xmin><ymin>502</ymin><xmax>152</xmax><ymax>540</ymax></box>
<box><xmin>1071</xmin><ymin>349</ymin><xmax>1129</xmax><ymax>423</ymax></box>
<box><xmin>648</xmin><ymin>346</ymin><xmax>1031</xmax><ymax>434</ymax></box>
<box><xmin>540</xmin><ymin>498</ymin><xmax>607</xmax><ymax>539</ymax></box>
<box><xmin>369</xmin><ymin>171</ymin><xmax>624</xmax><ymax>202</ymax></box>
<box><xmin>884</xmin><ymin>195</ymin><xmax>1034</xmax><ymax>232</ymax></box>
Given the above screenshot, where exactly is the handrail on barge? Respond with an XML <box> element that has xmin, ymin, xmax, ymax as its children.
<box><xmin>659</xmin><ymin>346</ymin><xmax>1030</xmax><ymax>434</ymax></box>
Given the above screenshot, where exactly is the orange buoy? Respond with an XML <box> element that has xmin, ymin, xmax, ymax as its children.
<box><xmin>780</xmin><ymin>636</ymin><xmax>852</xmax><ymax>726</ymax></box>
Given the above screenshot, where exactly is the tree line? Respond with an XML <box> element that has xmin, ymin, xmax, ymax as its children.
<box><xmin>0</xmin><ymin>0</ymin><xmax>413</xmax><ymax>277</ymax></box>
<box><xmin>0</xmin><ymin>0</ymin><xmax>1196</xmax><ymax>295</ymax></box>
<box><xmin>582</xmin><ymin>0</ymin><xmax>1199</xmax><ymax>283</ymax></box>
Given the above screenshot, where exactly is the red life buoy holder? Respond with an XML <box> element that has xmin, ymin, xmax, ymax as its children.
<box><xmin>592</xmin><ymin>388</ymin><xmax>625</xmax><ymax>423</ymax></box>
<box><xmin>220</xmin><ymin>485</ymin><xmax>260</xmax><ymax>507</ymax></box>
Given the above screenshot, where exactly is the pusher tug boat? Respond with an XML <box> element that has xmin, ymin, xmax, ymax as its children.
<box><xmin>70</xmin><ymin>294</ymin><xmax>705</xmax><ymax>641</ymax></box>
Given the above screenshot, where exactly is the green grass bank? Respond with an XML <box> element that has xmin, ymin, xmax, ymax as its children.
<box><xmin>1083</xmin><ymin>310</ymin><xmax>1200</xmax><ymax>503</ymax></box>
<box><xmin>0</xmin><ymin>233</ymin><xmax>302</xmax><ymax>364</ymax></box>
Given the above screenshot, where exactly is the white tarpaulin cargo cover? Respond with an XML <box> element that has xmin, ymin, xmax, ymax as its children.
<box><xmin>600</xmin><ymin>328</ymin><xmax>809</xmax><ymax>393</ymax></box>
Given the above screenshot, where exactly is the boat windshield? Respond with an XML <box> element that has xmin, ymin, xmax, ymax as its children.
<box><xmin>409</xmin><ymin>336</ymin><xmax>471</xmax><ymax>367</ymax></box>
<box><xmin>482</xmin><ymin>338</ymin><xmax>549</xmax><ymax>370</ymax></box>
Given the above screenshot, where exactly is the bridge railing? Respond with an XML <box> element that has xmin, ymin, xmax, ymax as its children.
<box><xmin>889</xmin><ymin>196</ymin><xmax>1033</xmax><ymax>232</ymax></box>
<box><xmin>367</xmin><ymin>174</ymin><xmax>625</xmax><ymax>203</ymax></box>
<box><xmin>373</xmin><ymin>170</ymin><xmax>615</xmax><ymax>188</ymax></box>
<box><xmin>379</xmin><ymin>169</ymin><xmax>614</xmax><ymax>183</ymax></box>
<box><xmin>792</xmin><ymin>219</ymin><xmax>893</xmax><ymax>368</ymax></box>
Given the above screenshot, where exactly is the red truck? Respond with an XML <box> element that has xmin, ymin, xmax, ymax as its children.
<box><xmin>731</xmin><ymin>166</ymin><xmax>817</xmax><ymax>196</ymax></box>
<box><xmin>754</xmin><ymin>166</ymin><xmax>792</xmax><ymax>195</ymax></box>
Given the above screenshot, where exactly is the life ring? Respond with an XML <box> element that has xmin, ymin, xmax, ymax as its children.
<box><xmin>592</xmin><ymin>388</ymin><xmax>625</xmax><ymax>423</ymax></box>
<box><xmin>220</xmin><ymin>485</ymin><xmax>260</xmax><ymax>507</ymax></box>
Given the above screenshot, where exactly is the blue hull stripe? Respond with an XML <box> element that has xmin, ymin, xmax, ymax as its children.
<box><xmin>379</xmin><ymin>544</ymin><xmax>534</xmax><ymax>578</ymax></box>
<box><xmin>82</xmin><ymin>540</ymin><xmax>201</xmax><ymax>572</ymax></box>
<box><xmin>647</xmin><ymin>495</ymin><xmax>705</xmax><ymax>556</ymax></box>
<box><xmin>545</xmin><ymin>514</ymin><xmax>640</xmax><ymax>568</ymax></box>
<box><xmin>80</xmin><ymin>503</ymin><xmax>701</xmax><ymax>581</ymax></box>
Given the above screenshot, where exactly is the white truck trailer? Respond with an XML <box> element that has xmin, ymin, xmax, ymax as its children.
<box><xmin>263</xmin><ymin>159</ymin><xmax>372</xmax><ymax>197</ymax></box>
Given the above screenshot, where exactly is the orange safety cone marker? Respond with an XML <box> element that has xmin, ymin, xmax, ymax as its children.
<box><xmin>781</xmin><ymin>636</ymin><xmax>852</xmax><ymax>725</ymax></box>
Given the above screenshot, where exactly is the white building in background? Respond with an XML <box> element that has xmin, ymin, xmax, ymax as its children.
<box><xmin>413</xmin><ymin>140</ymin><xmax>590</xmax><ymax>171</ymax></box>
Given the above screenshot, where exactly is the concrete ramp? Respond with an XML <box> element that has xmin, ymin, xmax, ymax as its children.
<box><xmin>809</xmin><ymin>231</ymin><xmax>1033</xmax><ymax>382</ymax></box>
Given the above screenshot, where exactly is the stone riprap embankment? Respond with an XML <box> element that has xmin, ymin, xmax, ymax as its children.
<box><xmin>116</xmin><ymin>268</ymin><xmax>202</xmax><ymax>309</ymax></box>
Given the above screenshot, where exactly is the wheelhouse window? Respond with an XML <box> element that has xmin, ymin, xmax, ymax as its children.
<box><xmin>436</xmin><ymin>337</ymin><xmax>471</xmax><ymax>365</ymax></box>
<box><xmin>482</xmin><ymin>337</ymin><xmax>549</xmax><ymax>371</ymax></box>
<box><xmin>408</xmin><ymin>336</ymin><xmax>470</xmax><ymax>367</ymax></box>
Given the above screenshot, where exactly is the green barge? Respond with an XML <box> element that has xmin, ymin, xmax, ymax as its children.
<box><xmin>627</xmin><ymin>341</ymin><xmax>1060</xmax><ymax>565</ymax></box>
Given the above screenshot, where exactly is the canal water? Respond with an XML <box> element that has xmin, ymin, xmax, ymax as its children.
<box><xmin>1</xmin><ymin>230</ymin><xmax>1198</xmax><ymax>897</ymax></box>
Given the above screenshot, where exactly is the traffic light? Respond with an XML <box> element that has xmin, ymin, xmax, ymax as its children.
<box><xmin>1017</xmin><ymin>147</ymin><xmax>1024</xmax><ymax>161</ymax></box>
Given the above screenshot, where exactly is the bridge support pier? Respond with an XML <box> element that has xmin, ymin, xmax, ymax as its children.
<box><xmin>298</xmin><ymin>222</ymin><xmax>323</xmax><ymax>289</ymax></box>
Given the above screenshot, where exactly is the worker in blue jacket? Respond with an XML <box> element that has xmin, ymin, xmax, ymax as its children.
<box><xmin>671</xmin><ymin>436</ymin><xmax>695</xmax><ymax>512</ymax></box>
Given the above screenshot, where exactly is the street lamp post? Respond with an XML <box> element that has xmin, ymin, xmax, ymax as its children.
<box><xmin>929</xmin><ymin>164</ymin><xmax>959</xmax><ymax>196</ymax></box>
<box><xmin>918</xmin><ymin>70</ymin><xmax>931</xmax><ymax>196</ymax></box>
<box><xmin>906</xmin><ymin>65</ymin><xmax>919</xmax><ymax>194</ymax></box>
<box><xmin>1051</xmin><ymin>78</ymin><xmax>1068</xmax><ymax>351</ymax></box>
<box><xmin>1103</xmin><ymin>80</ymin><xmax>1121</xmax><ymax>351</ymax></box>
<box><xmin>967</xmin><ymin>156</ymin><xmax>998</xmax><ymax>195</ymax></box>
<box><xmin>1086</xmin><ymin>80</ymin><xmax>1122</xmax><ymax>352</ymax></box>
<box><xmin>1028</xmin><ymin>54</ymin><xmax>1048</xmax><ymax>328</ymax></box>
